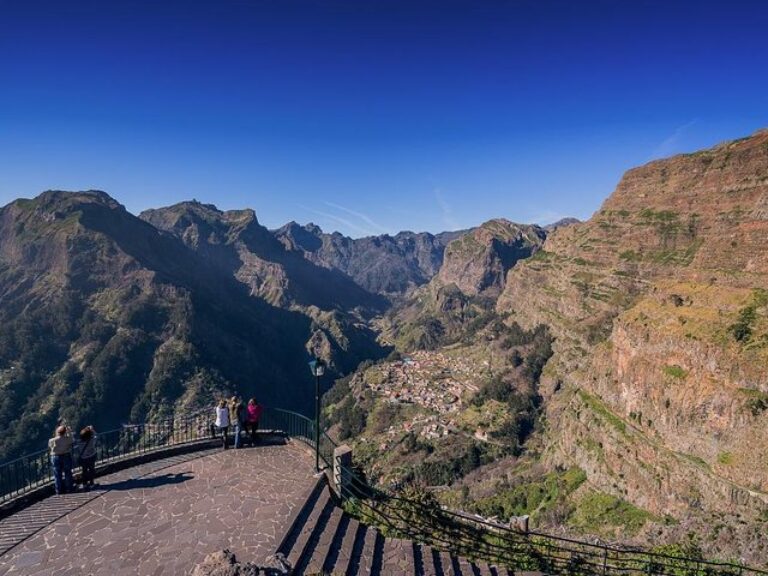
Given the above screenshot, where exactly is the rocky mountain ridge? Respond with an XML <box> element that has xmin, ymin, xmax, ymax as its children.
<box><xmin>274</xmin><ymin>221</ymin><xmax>466</xmax><ymax>295</ymax></box>
<box><xmin>140</xmin><ymin>201</ymin><xmax>389</xmax><ymax>375</ymax></box>
<box><xmin>141</xmin><ymin>201</ymin><xmax>385</xmax><ymax>313</ymax></box>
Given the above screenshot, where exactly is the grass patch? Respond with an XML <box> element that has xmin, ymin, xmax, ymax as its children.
<box><xmin>638</xmin><ymin>208</ymin><xmax>679</xmax><ymax>223</ymax></box>
<box><xmin>578</xmin><ymin>390</ymin><xmax>627</xmax><ymax>436</ymax></box>
<box><xmin>619</xmin><ymin>250</ymin><xmax>642</xmax><ymax>261</ymax></box>
<box><xmin>717</xmin><ymin>452</ymin><xmax>734</xmax><ymax>465</ymax></box>
<box><xmin>663</xmin><ymin>365</ymin><xmax>688</xmax><ymax>379</ymax></box>
<box><xmin>469</xmin><ymin>467</ymin><xmax>586</xmax><ymax>522</ymax></box>
<box><xmin>646</xmin><ymin>240</ymin><xmax>703</xmax><ymax>266</ymax></box>
<box><xmin>568</xmin><ymin>492</ymin><xmax>656</xmax><ymax>536</ymax></box>
<box><xmin>529</xmin><ymin>250</ymin><xmax>553</xmax><ymax>262</ymax></box>
<box><xmin>729</xmin><ymin>288</ymin><xmax>768</xmax><ymax>343</ymax></box>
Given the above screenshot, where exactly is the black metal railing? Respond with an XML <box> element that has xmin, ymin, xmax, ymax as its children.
<box><xmin>337</xmin><ymin>470</ymin><xmax>768</xmax><ymax>576</ymax></box>
<box><xmin>0</xmin><ymin>412</ymin><xmax>215</xmax><ymax>505</ymax></box>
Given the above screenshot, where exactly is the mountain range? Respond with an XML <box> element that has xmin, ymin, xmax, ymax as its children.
<box><xmin>0</xmin><ymin>190</ymin><xmax>536</xmax><ymax>461</ymax></box>
<box><xmin>2</xmin><ymin>128</ymin><xmax>767</xmax><ymax>563</ymax></box>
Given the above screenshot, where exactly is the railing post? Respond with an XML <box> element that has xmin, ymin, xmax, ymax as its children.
<box><xmin>333</xmin><ymin>444</ymin><xmax>353</xmax><ymax>500</ymax></box>
<box><xmin>315</xmin><ymin>374</ymin><xmax>321</xmax><ymax>472</ymax></box>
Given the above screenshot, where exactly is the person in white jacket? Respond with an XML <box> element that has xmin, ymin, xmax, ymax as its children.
<box><xmin>214</xmin><ymin>399</ymin><xmax>230</xmax><ymax>450</ymax></box>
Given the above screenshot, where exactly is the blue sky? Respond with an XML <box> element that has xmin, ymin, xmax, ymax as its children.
<box><xmin>1</xmin><ymin>0</ymin><xmax>767</xmax><ymax>237</ymax></box>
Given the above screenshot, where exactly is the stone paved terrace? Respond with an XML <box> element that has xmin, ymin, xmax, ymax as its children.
<box><xmin>0</xmin><ymin>438</ymin><xmax>316</xmax><ymax>575</ymax></box>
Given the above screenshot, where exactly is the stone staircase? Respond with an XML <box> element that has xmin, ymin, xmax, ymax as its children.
<box><xmin>275</xmin><ymin>479</ymin><xmax>535</xmax><ymax>576</ymax></box>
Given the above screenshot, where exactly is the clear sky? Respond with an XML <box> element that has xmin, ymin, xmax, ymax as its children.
<box><xmin>1</xmin><ymin>0</ymin><xmax>767</xmax><ymax>237</ymax></box>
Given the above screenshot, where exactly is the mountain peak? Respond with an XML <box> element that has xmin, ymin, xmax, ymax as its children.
<box><xmin>8</xmin><ymin>189</ymin><xmax>124</xmax><ymax>214</ymax></box>
<box><xmin>544</xmin><ymin>217</ymin><xmax>580</xmax><ymax>231</ymax></box>
<box><xmin>436</xmin><ymin>219</ymin><xmax>546</xmax><ymax>297</ymax></box>
<box><xmin>139</xmin><ymin>201</ymin><xmax>260</xmax><ymax>240</ymax></box>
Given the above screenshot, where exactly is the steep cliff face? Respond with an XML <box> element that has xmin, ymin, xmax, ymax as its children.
<box><xmin>437</xmin><ymin>219</ymin><xmax>545</xmax><ymax>298</ymax></box>
<box><xmin>274</xmin><ymin>222</ymin><xmax>465</xmax><ymax>295</ymax></box>
<box><xmin>498</xmin><ymin>130</ymin><xmax>768</xmax><ymax>536</ymax></box>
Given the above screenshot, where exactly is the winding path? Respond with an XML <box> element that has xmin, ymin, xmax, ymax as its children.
<box><xmin>0</xmin><ymin>439</ymin><xmax>316</xmax><ymax>575</ymax></box>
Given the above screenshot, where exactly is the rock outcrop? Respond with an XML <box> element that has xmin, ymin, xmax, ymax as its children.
<box><xmin>140</xmin><ymin>201</ymin><xmax>389</xmax><ymax>375</ymax></box>
<box><xmin>385</xmin><ymin>219</ymin><xmax>545</xmax><ymax>350</ymax></box>
<box><xmin>141</xmin><ymin>202</ymin><xmax>385</xmax><ymax>313</ymax></box>
<box><xmin>436</xmin><ymin>219</ymin><xmax>545</xmax><ymax>298</ymax></box>
<box><xmin>191</xmin><ymin>550</ymin><xmax>261</xmax><ymax>576</ymax></box>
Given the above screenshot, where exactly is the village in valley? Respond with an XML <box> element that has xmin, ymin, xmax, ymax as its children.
<box><xmin>360</xmin><ymin>349</ymin><xmax>497</xmax><ymax>444</ymax></box>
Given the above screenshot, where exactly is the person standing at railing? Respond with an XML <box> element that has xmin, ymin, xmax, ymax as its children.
<box><xmin>48</xmin><ymin>425</ymin><xmax>74</xmax><ymax>495</ymax></box>
<box><xmin>229</xmin><ymin>396</ymin><xmax>245</xmax><ymax>449</ymax></box>
<box><xmin>77</xmin><ymin>426</ymin><xmax>97</xmax><ymax>490</ymax></box>
<box><xmin>246</xmin><ymin>398</ymin><xmax>262</xmax><ymax>446</ymax></box>
<box><xmin>215</xmin><ymin>399</ymin><xmax>230</xmax><ymax>449</ymax></box>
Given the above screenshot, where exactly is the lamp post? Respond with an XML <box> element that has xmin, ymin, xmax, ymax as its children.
<box><xmin>308</xmin><ymin>357</ymin><xmax>326</xmax><ymax>472</ymax></box>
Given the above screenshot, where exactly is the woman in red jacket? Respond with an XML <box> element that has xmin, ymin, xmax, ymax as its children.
<box><xmin>245</xmin><ymin>398</ymin><xmax>262</xmax><ymax>446</ymax></box>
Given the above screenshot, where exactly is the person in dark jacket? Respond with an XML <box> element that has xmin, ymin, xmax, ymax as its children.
<box><xmin>78</xmin><ymin>426</ymin><xmax>97</xmax><ymax>489</ymax></box>
<box><xmin>229</xmin><ymin>396</ymin><xmax>245</xmax><ymax>449</ymax></box>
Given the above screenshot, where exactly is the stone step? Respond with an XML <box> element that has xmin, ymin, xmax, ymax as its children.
<box><xmin>275</xmin><ymin>475</ymin><xmax>325</xmax><ymax>557</ymax></box>
<box><xmin>340</xmin><ymin>520</ymin><xmax>368</xmax><ymax>576</ymax></box>
<box><xmin>361</xmin><ymin>525</ymin><xmax>383</xmax><ymax>575</ymax></box>
<box><xmin>319</xmin><ymin>511</ymin><xmax>353</xmax><ymax>573</ymax></box>
<box><xmin>414</xmin><ymin>544</ymin><xmax>439</xmax><ymax>576</ymax></box>
<box><xmin>305</xmin><ymin>505</ymin><xmax>344</xmax><ymax>574</ymax></box>
<box><xmin>331</xmin><ymin>515</ymin><xmax>361</xmax><ymax>575</ymax></box>
<box><xmin>457</xmin><ymin>556</ymin><xmax>475</xmax><ymax>576</ymax></box>
<box><xmin>286</xmin><ymin>486</ymin><xmax>332</xmax><ymax>570</ymax></box>
<box><xmin>382</xmin><ymin>536</ymin><xmax>415</xmax><ymax>575</ymax></box>
<box><xmin>440</xmin><ymin>550</ymin><xmax>460</xmax><ymax>576</ymax></box>
<box><xmin>294</xmin><ymin>493</ymin><xmax>338</xmax><ymax>574</ymax></box>
<box><xmin>475</xmin><ymin>561</ymin><xmax>493</xmax><ymax>576</ymax></box>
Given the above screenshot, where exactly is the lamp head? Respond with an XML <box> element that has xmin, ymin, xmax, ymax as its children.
<box><xmin>308</xmin><ymin>357</ymin><xmax>326</xmax><ymax>377</ymax></box>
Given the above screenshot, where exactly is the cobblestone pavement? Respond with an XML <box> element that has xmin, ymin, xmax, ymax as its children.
<box><xmin>0</xmin><ymin>440</ymin><xmax>316</xmax><ymax>575</ymax></box>
<box><xmin>0</xmin><ymin>447</ymin><xmax>222</xmax><ymax>557</ymax></box>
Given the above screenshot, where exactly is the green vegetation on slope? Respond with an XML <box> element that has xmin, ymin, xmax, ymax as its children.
<box><xmin>568</xmin><ymin>491</ymin><xmax>657</xmax><ymax>537</ymax></box>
